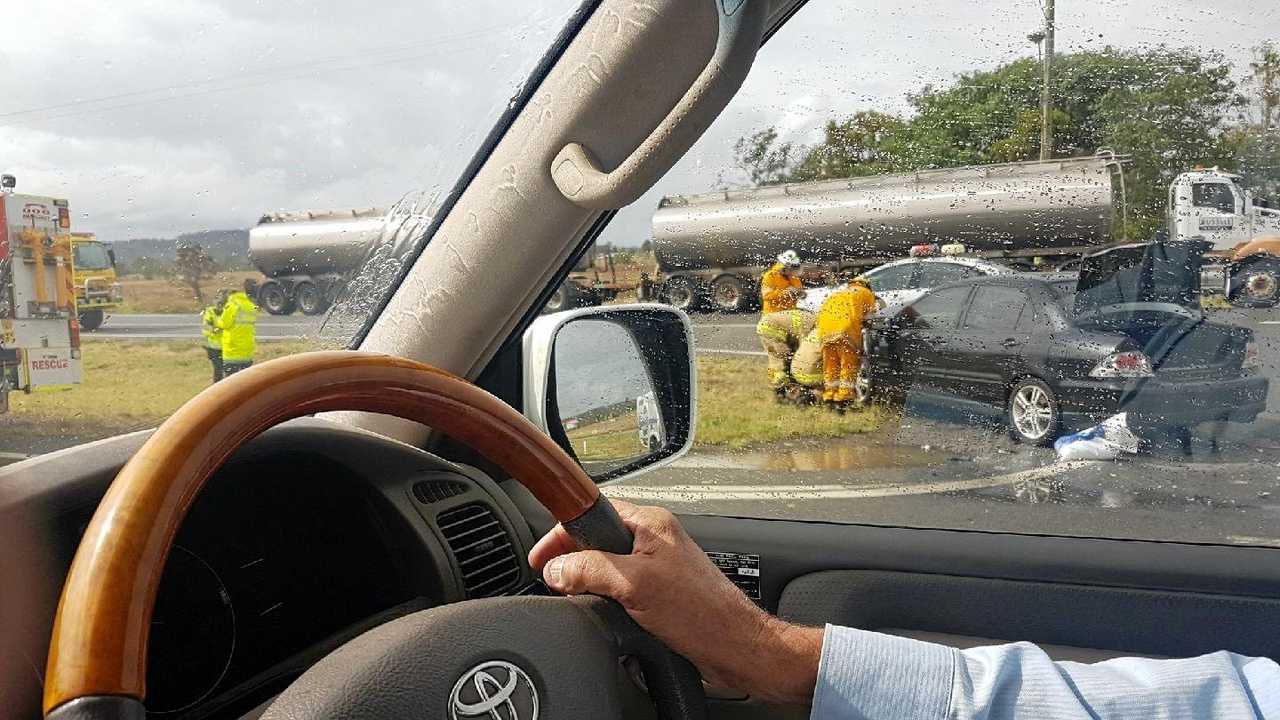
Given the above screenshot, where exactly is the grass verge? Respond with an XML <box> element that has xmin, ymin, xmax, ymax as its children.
<box><xmin>695</xmin><ymin>356</ymin><xmax>881</xmax><ymax>449</ymax></box>
<box><xmin>115</xmin><ymin>271</ymin><xmax>265</xmax><ymax>314</ymax></box>
<box><xmin>1</xmin><ymin>343</ymin><xmax>880</xmax><ymax>458</ymax></box>
<box><xmin>1</xmin><ymin>339</ymin><xmax>324</xmax><ymax>454</ymax></box>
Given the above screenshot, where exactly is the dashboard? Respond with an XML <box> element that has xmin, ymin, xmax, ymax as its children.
<box><xmin>0</xmin><ymin>420</ymin><xmax>539</xmax><ymax>719</ymax></box>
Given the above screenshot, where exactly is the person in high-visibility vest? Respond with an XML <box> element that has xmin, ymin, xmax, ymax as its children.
<box><xmin>759</xmin><ymin>249</ymin><xmax>805</xmax><ymax>315</ymax></box>
<box><xmin>815</xmin><ymin>275</ymin><xmax>878</xmax><ymax>404</ymax></box>
<box><xmin>756</xmin><ymin>307</ymin><xmax>816</xmax><ymax>390</ymax></box>
<box><xmin>215</xmin><ymin>279</ymin><xmax>260</xmax><ymax>377</ymax></box>
<box><xmin>200</xmin><ymin>290</ymin><xmax>230</xmax><ymax>383</ymax></box>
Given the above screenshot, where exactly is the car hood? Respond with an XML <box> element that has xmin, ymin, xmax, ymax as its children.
<box><xmin>1074</xmin><ymin>239</ymin><xmax>1211</xmax><ymax>319</ymax></box>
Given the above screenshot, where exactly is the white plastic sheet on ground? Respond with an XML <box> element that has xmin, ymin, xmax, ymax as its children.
<box><xmin>1054</xmin><ymin>413</ymin><xmax>1141</xmax><ymax>462</ymax></box>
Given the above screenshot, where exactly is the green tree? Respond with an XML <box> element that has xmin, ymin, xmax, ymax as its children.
<box><xmin>732</xmin><ymin>47</ymin><xmax>1244</xmax><ymax>238</ymax></box>
<box><xmin>1248</xmin><ymin>42</ymin><xmax>1280</xmax><ymax>130</ymax></box>
<box><xmin>732</xmin><ymin>127</ymin><xmax>796</xmax><ymax>185</ymax></box>
<box><xmin>789</xmin><ymin>111</ymin><xmax>908</xmax><ymax>181</ymax></box>
<box><xmin>1090</xmin><ymin>49</ymin><xmax>1242</xmax><ymax>237</ymax></box>
<box><xmin>172</xmin><ymin>243</ymin><xmax>218</xmax><ymax>304</ymax></box>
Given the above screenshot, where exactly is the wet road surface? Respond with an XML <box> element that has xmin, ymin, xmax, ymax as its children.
<box><xmin>91</xmin><ymin>313</ymin><xmax>323</xmax><ymax>340</ymax></box>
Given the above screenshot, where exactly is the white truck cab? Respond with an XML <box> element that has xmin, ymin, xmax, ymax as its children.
<box><xmin>1169</xmin><ymin>169</ymin><xmax>1280</xmax><ymax>306</ymax></box>
<box><xmin>1170</xmin><ymin>169</ymin><xmax>1280</xmax><ymax>251</ymax></box>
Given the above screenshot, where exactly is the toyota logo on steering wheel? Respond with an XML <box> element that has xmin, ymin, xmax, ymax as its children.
<box><xmin>449</xmin><ymin>660</ymin><xmax>540</xmax><ymax>720</ymax></box>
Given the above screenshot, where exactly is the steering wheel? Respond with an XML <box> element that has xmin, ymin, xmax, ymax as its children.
<box><xmin>42</xmin><ymin>351</ymin><xmax>705</xmax><ymax>720</ymax></box>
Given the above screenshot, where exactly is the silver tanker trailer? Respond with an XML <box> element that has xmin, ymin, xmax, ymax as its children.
<box><xmin>651</xmin><ymin>153</ymin><xmax>1128</xmax><ymax>312</ymax></box>
<box><xmin>248</xmin><ymin>207</ymin><xmax>388</xmax><ymax>315</ymax></box>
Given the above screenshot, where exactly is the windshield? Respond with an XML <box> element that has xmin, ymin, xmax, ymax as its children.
<box><xmin>572</xmin><ymin>1</ymin><xmax>1280</xmax><ymax>547</ymax></box>
<box><xmin>72</xmin><ymin>242</ymin><xmax>112</xmax><ymax>271</ymax></box>
<box><xmin>0</xmin><ymin>1</ymin><xmax>579</xmax><ymax>461</ymax></box>
<box><xmin>1193</xmin><ymin>182</ymin><xmax>1237</xmax><ymax>213</ymax></box>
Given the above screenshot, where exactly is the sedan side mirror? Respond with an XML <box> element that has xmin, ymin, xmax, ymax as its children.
<box><xmin>522</xmin><ymin>304</ymin><xmax>696</xmax><ymax>484</ymax></box>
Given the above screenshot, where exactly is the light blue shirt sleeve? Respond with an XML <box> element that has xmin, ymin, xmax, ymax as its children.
<box><xmin>811</xmin><ymin>624</ymin><xmax>1280</xmax><ymax>719</ymax></box>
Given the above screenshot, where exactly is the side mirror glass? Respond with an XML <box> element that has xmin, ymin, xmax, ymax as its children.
<box><xmin>522</xmin><ymin>304</ymin><xmax>695</xmax><ymax>483</ymax></box>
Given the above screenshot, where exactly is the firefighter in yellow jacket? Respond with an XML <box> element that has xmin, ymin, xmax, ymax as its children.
<box><xmin>215</xmin><ymin>279</ymin><xmax>260</xmax><ymax>377</ymax></box>
<box><xmin>759</xmin><ymin>249</ymin><xmax>805</xmax><ymax>314</ymax></box>
<box><xmin>757</xmin><ymin>306</ymin><xmax>815</xmax><ymax>390</ymax></box>
<box><xmin>756</xmin><ymin>250</ymin><xmax>811</xmax><ymax>389</ymax></box>
<box><xmin>816</xmin><ymin>275</ymin><xmax>878</xmax><ymax>404</ymax></box>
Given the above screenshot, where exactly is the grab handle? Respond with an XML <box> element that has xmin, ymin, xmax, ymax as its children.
<box><xmin>551</xmin><ymin>0</ymin><xmax>768</xmax><ymax>210</ymax></box>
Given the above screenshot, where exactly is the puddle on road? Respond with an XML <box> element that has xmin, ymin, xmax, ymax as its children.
<box><xmin>677</xmin><ymin>440</ymin><xmax>948</xmax><ymax>472</ymax></box>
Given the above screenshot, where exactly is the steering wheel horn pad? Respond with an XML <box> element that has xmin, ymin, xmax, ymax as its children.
<box><xmin>262</xmin><ymin>597</ymin><xmax>636</xmax><ymax>720</ymax></box>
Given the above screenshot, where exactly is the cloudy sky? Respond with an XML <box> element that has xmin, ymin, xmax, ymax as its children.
<box><xmin>2</xmin><ymin>0</ymin><xmax>1274</xmax><ymax>246</ymax></box>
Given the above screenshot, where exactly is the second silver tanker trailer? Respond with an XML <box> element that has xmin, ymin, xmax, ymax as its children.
<box><xmin>250</xmin><ymin>201</ymin><xmax>647</xmax><ymax>315</ymax></box>
<box><xmin>249</xmin><ymin>207</ymin><xmax>387</xmax><ymax>315</ymax></box>
<box><xmin>651</xmin><ymin>152</ymin><xmax>1280</xmax><ymax>311</ymax></box>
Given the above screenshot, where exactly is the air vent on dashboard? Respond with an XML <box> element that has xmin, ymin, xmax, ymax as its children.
<box><xmin>412</xmin><ymin>479</ymin><xmax>469</xmax><ymax>504</ymax></box>
<box><xmin>437</xmin><ymin>502</ymin><xmax>520</xmax><ymax>598</ymax></box>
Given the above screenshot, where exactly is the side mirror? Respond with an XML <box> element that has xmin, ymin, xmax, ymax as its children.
<box><xmin>522</xmin><ymin>304</ymin><xmax>695</xmax><ymax>484</ymax></box>
<box><xmin>107</xmin><ymin>248</ymin><xmax>117</xmax><ymax>267</ymax></box>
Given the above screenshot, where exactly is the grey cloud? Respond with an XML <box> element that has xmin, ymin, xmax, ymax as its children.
<box><xmin>2</xmin><ymin>0</ymin><xmax>1275</xmax><ymax>247</ymax></box>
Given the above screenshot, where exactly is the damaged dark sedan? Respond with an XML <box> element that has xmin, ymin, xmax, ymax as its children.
<box><xmin>865</xmin><ymin>240</ymin><xmax>1268</xmax><ymax>444</ymax></box>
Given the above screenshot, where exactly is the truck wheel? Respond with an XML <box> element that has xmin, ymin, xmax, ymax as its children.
<box><xmin>78</xmin><ymin>309</ymin><xmax>105</xmax><ymax>332</ymax></box>
<box><xmin>663</xmin><ymin>276</ymin><xmax>702</xmax><ymax>312</ymax></box>
<box><xmin>258</xmin><ymin>281</ymin><xmax>296</xmax><ymax>315</ymax></box>
<box><xmin>295</xmin><ymin>282</ymin><xmax>330</xmax><ymax>316</ymax></box>
<box><xmin>710</xmin><ymin>275</ymin><xmax>749</xmax><ymax>313</ymax></box>
<box><xmin>1230</xmin><ymin>261</ymin><xmax>1280</xmax><ymax>308</ymax></box>
<box><xmin>543</xmin><ymin>283</ymin><xmax>578</xmax><ymax>314</ymax></box>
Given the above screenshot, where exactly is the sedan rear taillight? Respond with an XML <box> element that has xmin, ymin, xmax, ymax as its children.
<box><xmin>1090</xmin><ymin>350</ymin><xmax>1154</xmax><ymax>378</ymax></box>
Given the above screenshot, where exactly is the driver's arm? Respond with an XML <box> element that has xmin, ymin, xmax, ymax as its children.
<box><xmin>529</xmin><ymin>501</ymin><xmax>1280</xmax><ymax>719</ymax></box>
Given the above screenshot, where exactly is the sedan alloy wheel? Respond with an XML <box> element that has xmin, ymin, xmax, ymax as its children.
<box><xmin>1008</xmin><ymin>379</ymin><xmax>1060</xmax><ymax>445</ymax></box>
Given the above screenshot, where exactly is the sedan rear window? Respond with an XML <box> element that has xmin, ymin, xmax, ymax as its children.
<box><xmin>868</xmin><ymin>265</ymin><xmax>917</xmax><ymax>292</ymax></box>
<box><xmin>963</xmin><ymin>286</ymin><xmax>1029</xmax><ymax>331</ymax></box>
<box><xmin>919</xmin><ymin>263</ymin><xmax>975</xmax><ymax>286</ymax></box>
<box><xmin>905</xmin><ymin>286</ymin><xmax>970</xmax><ymax>329</ymax></box>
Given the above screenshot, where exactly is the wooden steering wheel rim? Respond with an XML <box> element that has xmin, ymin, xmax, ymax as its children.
<box><xmin>42</xmin><ymin>351</ymin><xmax>601</xmax><ymax>715</ymax></box>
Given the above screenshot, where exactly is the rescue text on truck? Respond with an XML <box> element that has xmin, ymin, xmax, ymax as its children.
<box><xmin>0</xmin><ymin>173</ymin><xmax>84</xmax><ymax>414</ymax></box>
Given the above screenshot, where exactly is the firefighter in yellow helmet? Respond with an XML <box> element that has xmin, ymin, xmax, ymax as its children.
<box><xmin>215</xmin><ymin>279</ymin><xmax>260</xmax><ymax>377</ymax></box>
<box><xmin>200</xmin><ymin>289</ymin><xmax>230</xmax><ymax>383</ymax></box>
<box><xmin>815</xmin><ymin>273</ymin><xmax>878</xmax><ymax>404</ymax></box>
<box><xmin>759</xmin><ymin>249</ymin><xmax>805</xmax><ymax>315</ymax></box>
<box><xmin>756</xmin><ymin>250</ymin><xmax>813</xmax><ymax>390</ymax></box>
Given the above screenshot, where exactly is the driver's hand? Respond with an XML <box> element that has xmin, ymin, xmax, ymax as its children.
<box><xmin>528</xmin><ymin>500</ymin><xmax>822</xmax><ymax>705</ymax></box>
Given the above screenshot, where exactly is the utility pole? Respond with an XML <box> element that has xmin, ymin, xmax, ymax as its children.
<box><xmin>1039</xmin><ymin>0</ymin><xmax>1056</xmax><ymax>160</ymax></box>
